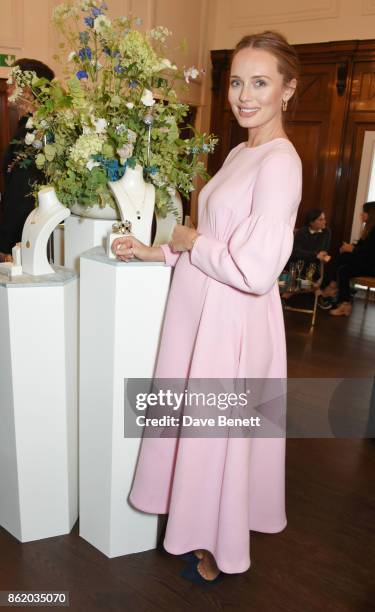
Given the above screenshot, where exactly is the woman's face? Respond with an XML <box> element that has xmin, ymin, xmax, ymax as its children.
<box><xmin>310</xmin><ymin>213</ymin><xmax>326</xmax><ymax>231</ymax></box>
<box><xmin>228</xmin><ymin>47</ymin><xmax>296</xmax><ymax>133</ymax></box>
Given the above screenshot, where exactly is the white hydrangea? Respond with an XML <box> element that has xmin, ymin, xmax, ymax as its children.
<box><xmin>26</xmin><ymin>117</ymin><xmax>34</xmax><ymax>129</ymax></box>
<box><xmin>93</xmin><ymin>117</ymin><xmax>107</xmax><ymax>134</ymax></box>
<box><xmin>25</xmin><ymin>133</ymin><xmax>36</xmax><ymax>145</ymax></box>
<box><xmin>141</xmin><ymin>88</ymin><xmax>155</xmax><ymax>106</ymax></box>
<box><xmin>69</xmin><ymin>133</ymin><xmax>103</xmax><ymax>170</ymax></box>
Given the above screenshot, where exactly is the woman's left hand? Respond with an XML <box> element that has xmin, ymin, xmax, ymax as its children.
<box><xmin>169</xmin><ymin>225</ymin><xmax>199</xmax><ymax>252</ymax></box>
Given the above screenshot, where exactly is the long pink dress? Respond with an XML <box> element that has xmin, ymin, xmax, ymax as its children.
<box><xmin>129</xmin><ymin>137</ymin><xmax>303</xmax><ymax>573</ymax></box>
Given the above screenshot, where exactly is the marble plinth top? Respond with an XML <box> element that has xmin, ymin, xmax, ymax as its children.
<box><xmin>0</xmin><ymin>265</ymin><xmax>77</xmax><ymax>288</ymax></box>
<box><xmin>80</xmin><ymin>246</ymin><xmax>167</xmax><ymax>267</ymax></box>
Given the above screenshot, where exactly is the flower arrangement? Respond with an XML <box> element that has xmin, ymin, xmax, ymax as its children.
<box><xmin>8</xmin><ymin>0</ymin><xmax>217</xmax><ymax>217</ymax></box>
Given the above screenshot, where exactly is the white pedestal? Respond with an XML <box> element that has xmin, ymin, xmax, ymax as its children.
<box><xmin>0</xmin><ymin>267</ymin><xmax>78</xmax><ymax>542</ymax></box>
<box><xmin>64</xmin><ymin>215</ymin><xmax>114</xmax><ymax>274</ymax></box>
<box><xmin>79</xmin><ymin>247</ymin><xmax>172</xmax><ymax>558</ymax></box>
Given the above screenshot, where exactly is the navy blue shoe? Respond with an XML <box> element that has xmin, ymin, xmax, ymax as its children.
<box><xmin>180</xmin><ymin>557</ymin><xmax>223</xmax><ymax>585</ymax></box>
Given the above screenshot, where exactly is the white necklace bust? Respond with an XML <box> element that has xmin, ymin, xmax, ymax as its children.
<box><xmin>108</xmin><ymin>163</ymin><xmax>155</xmax><ymax>246</ymax></box>
<box><xmin>21</xmin><ymin>187</ymin><xmax>70</xmax><ymax>276</ymax></box>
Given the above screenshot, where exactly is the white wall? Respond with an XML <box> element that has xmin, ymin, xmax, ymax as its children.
<box><xmin>212</xmin><ymin>0</ymin><xmax>375</xmax><ymax>48</ymax></box>
<box><xmin>0</xmin><ymin>0</ymin><xmax>215</xmax><ymax>127</ymax></box>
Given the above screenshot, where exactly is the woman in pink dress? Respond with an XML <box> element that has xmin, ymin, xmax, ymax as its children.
<box><xmin>113</xmin><ymin>30</ymin><xmax>302</xmax><ymax>583</ymax></box>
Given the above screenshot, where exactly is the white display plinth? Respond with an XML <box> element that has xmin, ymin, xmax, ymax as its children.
<box><xmin>0</xmin><ymin>267</ymin><xmax>78</xmax><ymax>542</ymax></box>
<box><xmin>79</xmin><ymin>247</ymin><xmax>172</xmax><ymax>558</ymax></box>
<box><xmin>64</xmin><ymin>215</ymin><xmax>114</xmax><ymax>273</ymax></box>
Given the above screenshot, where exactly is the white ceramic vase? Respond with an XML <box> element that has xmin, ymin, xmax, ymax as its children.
<box><xmin>70</xmin><ymin>201</ymin><xmax>120</xmax><ymax>220</ymax></box>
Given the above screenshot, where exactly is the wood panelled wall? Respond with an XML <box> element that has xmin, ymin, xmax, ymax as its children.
<box><xmin>209</xmin><ymin>40</ymin><xmax>375</xmax><ymax>250</ymax></box>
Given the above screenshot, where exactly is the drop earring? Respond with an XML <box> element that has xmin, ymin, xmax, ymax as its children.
<box><xmin>282</xmin><ymin>98</ymin><xmax>288</xmax><ymax>112</ymax></box>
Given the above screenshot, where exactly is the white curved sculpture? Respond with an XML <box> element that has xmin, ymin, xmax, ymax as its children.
<box><xmin>153</xmin><ymin>191</ymin><xmax>183</xmax><ymax>246</ymax></box>
<box><xmin>108</xmin><ymin>164</ymin><xmax>155</xmax><ymax>246</ymax></box>
<box><xmin>21</xmin><ymin>187</ymin><xmax>70</xmax><ymax>276</ymax></box>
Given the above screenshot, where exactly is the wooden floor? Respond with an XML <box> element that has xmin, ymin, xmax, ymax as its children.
<box><xmin>1</xmin><ymin>297</ymin><xmax>374</xmax><ymax>612</ymax></box>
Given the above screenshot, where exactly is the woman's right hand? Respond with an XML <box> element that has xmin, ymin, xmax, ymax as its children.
<box><xmin>339</xmin><ymin>242</ymin><xmax>354</xmax><ymax>254</ymax></box>
<box><xmin>316</xmin><ymin>250</ymin><xmax>331</xmax><ymax>263</ymax></box>
<box><xmin>112</xmin><ymin>235</ymin><xmax>165</xmax><ymax>262</ymax></box>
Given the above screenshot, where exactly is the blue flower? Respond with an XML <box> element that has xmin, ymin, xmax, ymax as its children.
<box><xmin>192</xmin><ymin>146</ymin><xmax>199</xmax><ymax>154</ymax></box>
<box><xmin>114</xmin><ymin>65</ymin><xmax>125</xmax><ymax>74</ymax></box>
<box><xmin>202</xmin><ymin>144</ymin><xmax>210</xmax><ymax>153</ymax></box>
<box><xmin>103</xmin><ymin>46</ymin><xmax>111</xmax><ymax>56</ymax></box>
<box><xmin>79</xmin><ymin>31</ymin><xmax>90</xmax><ymax>43</ymax></box>
<box><xmin>93</xmin><ymin>155</ymin><xmax>126</xmax><ymax>181</ymax></box>
<box><xmin>76</xmin><ymin>70</ymin><xmax>89</xmax><ymax>80</ymax></box>
<box><xmin>84</xmin><ymin>16</ymin><xmax>94</xmax><ymax>27</ymax></box>
<box><xmin>79</xmin><ymin>47</ymin><xmax>92</xmax><ymax>61</ymax></box>
<box><xmin>148</xmin><ymin>166</ymin><xmax>158</xmax><ymax>175</ymax></box>
<box><xmin>129</xmin><ymin>80</ymin><xmax>138</xmax><ymax>89</ymax></box>
<box><xmin>91</xmin><ymin>7</ymin><xmax>102</xmax><ymax>17</ymax></box>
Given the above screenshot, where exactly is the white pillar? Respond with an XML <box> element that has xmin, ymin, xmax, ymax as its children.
<box><xmin>64</xmin><ymin>215</ymin><xmax>114</xmax><ymax>273</ymax></box>
<box><xmin>79</xmin><ymin>247</ymin><xmax>172</xmax><ymax>558</ymax></box>
<box><xmin>0</xmin><ymin>267</ymin><xmax>78</xmax><ymax>542</ymax></box>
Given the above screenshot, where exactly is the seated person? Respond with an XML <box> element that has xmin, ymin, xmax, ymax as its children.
<box><xmin>289</xmin><ymin>208</ymin><xmax>331</xmax><ymax>273</ymax></box>
<box><xmin>318</xmin><ymin>201</ymin><xmax>375</xmax><ymax>316</ymax></box>
<box><xmin>0</xmin><ymin>58</ymin><xmax>54</xmax><ymax>262</ymax></box>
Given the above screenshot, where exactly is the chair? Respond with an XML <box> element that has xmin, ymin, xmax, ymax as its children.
<box><xmin>352</xmin><ymin>276</ymin><xmax>375</xmax><ymax>307</ymax></box>
<box><xmin>280</xmin><ymin>261</ymin><xmax>325</xmax><ymax>327</ymax></box>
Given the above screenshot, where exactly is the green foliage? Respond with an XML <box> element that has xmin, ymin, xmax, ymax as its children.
<box><xmin>8</xmin><ymin>0</ymin><xmax>218</xmax><ymax>217</ymax></box>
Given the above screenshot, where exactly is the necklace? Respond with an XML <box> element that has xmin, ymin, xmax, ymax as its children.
<box><xmin>122</xmin><ymin>184</ymin><xmax>147</xmax><ymax>220</ymax></box>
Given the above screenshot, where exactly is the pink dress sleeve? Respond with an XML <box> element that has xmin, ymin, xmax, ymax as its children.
<box><xmin>159</xmin><ymin>145</ymin><xmax>246</xmax><ymax>268</ymax></box>
<box><xmin>160</xmin><ymin>243</ymin><xmax>181</xmax><ymax>267</ymax></box>
<box><xmin>190</xmin><ymin>152</ymin><xmax>302</xmax><ymax>295</ymax></box>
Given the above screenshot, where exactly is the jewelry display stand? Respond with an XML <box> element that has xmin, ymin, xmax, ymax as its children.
<box><xmin>79</xmin><ymin>246</ymin><xmax>172</xmax><ymax>557</ymax></box>
<box><xmin>64</xmin><ymin>163</ymin><xmax>180</xmax><ymax>272</ymax></box>
<box><xmin>0</xmin><ymin>266</ymin><xmax>78</xmax><ymax>542</ymax></box>
<box><xmin>153</xmin><ymin>191</ymin><xmax>183</xmax><ymax>246</ymax></box>
<box><xmin>21</xmin><ymin>187</ymin><xmax>70</xmax><ymax>276</ymax></box>
<box><xmin>108</xmin><ymin>164</ymin><xmax>155</xmax><ymax>246</ymax></box>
